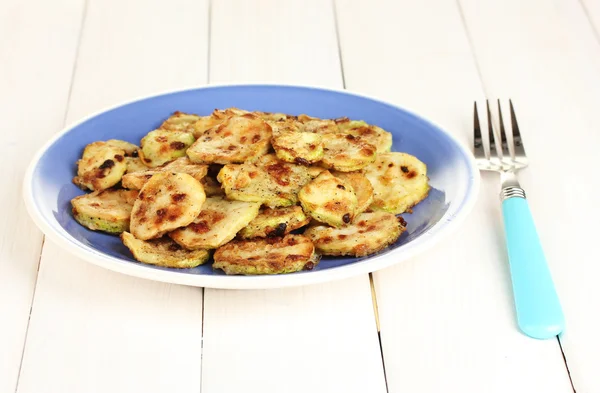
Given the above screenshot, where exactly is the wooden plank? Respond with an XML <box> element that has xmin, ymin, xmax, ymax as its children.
<box><xmin>16</xmin><ymin>0</ymin><xmax>209</xmax><ymax>392</ymax></box>
<box><xmin>335</xmin><ymin>0</ymin><xmax>575</xmax><ymax>391</ymax></box>
<box><xmin>0</xmin><ymin>0</ymin><xmax>85</xmax><ymax>392</ymax></box>
<box><xmin>458</xmin><ymin>0</ymin><xmax>600</xmax><ymax>391</ymax></box>
<box><xmin>201</xmin><ymin>1</ymin><xmax>386</xmax><ymax>392</ymax></box>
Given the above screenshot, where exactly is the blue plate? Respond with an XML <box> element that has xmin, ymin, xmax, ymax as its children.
<box><xmin>23</xmin><ymin>85</ymin><xmax>479</xmax><ymax>289</ymax></box>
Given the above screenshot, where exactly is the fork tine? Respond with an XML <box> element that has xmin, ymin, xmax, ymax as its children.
<box><xmin>497</xmin><ymin>100</ymin><xmax>511</xmax><ymax>159</ymax></box>
<box><xmin>473</xmin><ymin>102</ymin><xmax>485</xmax><ymax>158</ymax></box>
<box><xmin>486</xmin><ymin>100</ymin><xmax>499</xmax><ymax>160</ymax></box>
<box><xmin>509</xmin><ymin>100</ymin><xmax>527</xmax><ymax>158</ymax></box>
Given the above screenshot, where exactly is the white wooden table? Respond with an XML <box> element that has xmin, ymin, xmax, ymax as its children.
<box><xmin>2</xmin><ymin>0</ymin><xmax>599</xmax><ymax>392</ymax></box>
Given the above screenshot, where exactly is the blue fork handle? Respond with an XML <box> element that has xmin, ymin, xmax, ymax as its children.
<box><xmin>502</xmin><ymin>196</ymin><xmax>565</xmax><ymax>339</ymax></box>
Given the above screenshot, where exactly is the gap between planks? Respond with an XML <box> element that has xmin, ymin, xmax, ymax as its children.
<box><xmin>369</xmin><ymin>273</ymin><xmax>389</xmax><ymax>393</ymax></box>
<box><xmin>558</xmin><ymin>337</ymin><xmax>577</xmax><ymax>393</ymax></box>
<box><xmin>14</xmin><ymin>237</ymin><xmax>45</xmax><ymax>393</ymax></box>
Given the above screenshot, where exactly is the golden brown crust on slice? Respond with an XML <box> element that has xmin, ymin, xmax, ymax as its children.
<box><xmin>159</xmin><ymin>111</ymin><xmax>202</xmax><ymax>132</ymax></box>
<box><xmin>296</xmin><ymin>114</ymin><xmax>339</xmax><ymax>133</ymax></box>
<box><xmin>73</xmin><ymin>141</ymin><xmax>128</xmax><ymax>191</ymax></box>
<box><xmin>186</xmin><ymin>114</ymin><xmax>272</xmax><ymax>164</ymax></box>
<box><xmin>106</xmin><ymin>140</ymin><xmax>139</xmax><ymax>156</ymax></box>
<box><xmin>298</xmin><ymin>170</ymin><xmax>358</xmax><ymax>227</ymax></box>
<box><xmin>213</xmin><ymin>234</ymin><xmax>317</xmax><ymax>275</ymax></box>
<box><xmin>129</xmin><ymin>172</ymin><xmax>206</xmax><ymax>240</ymax></box>
<box><xmin>121</xmin><ymin>157</ymin><xmax>208</xmax><ymax>190</ymax></box>
<box><xmin>217</xmin><ymin>154</ymin><xmax>315</xmax><ymax>207</ymax></box>
<box><xmin>121</xmin><ymin>232</ymin><xmax>210</xmax><ymax>268</ymax></box>
<box><xmin>254</xmin><ymin>111</ymin><xmax>288</xmax><ymax>122</ymax></box>
<box><xmin>320</xmin><ymin>133</ymin><xmax>377</xmax><ymax>172</ymax></box>
<box><xmin>335</xmin><ymin>119</ymin><xmax>393</xmax><ymax>153</ymax></box>
<box><xmin>71</xmin><ymin>189</ymin><xmax>138</xmax><ymax>234</ymax></box>
<box><xmin>139</xmin><ymin>129</ymin><xmax>195</xmax><ymax>167</ymax></box>
<box><xmin>272</xmin><ymin>130</ymin><xmax>324</xmax><ymax>165</ymax></box>
<box><xmin>187</xmin><ymin>109</ymin><xmax>232</xmax><ymax>138</ymax></box>
<box><xmin>169</xmin><ymin>197</ymin><xmax>260</xmax><ymax>249</ymax></box>
<box><xmin>125</xmin><ymin>156</ymin><xmax>149</xmax><ymax>174</ymax></box>
<box><xmin>238</xmin><ymin>206</ymin><xmax>310</xmax><ymax>239</ymax></box>
<box><xmin>332</xmin><ymin>171</ymin><xmax>374</xmax><ymax>215</ymax></box>
<box><xmin>304</xmin><ymin>211</ymin><xmax>406</xmax><ymax>257</ymax></box>
<box><xmin>363</xmin><ymin>152</ymin><xmax>430</xmax><ymax>214</ymax></box>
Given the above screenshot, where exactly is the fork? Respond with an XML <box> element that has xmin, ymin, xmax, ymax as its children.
<box><xmin>474</xmin><ymin>100</ymin><xmax>565</xmax><ymax>339</ymax></box>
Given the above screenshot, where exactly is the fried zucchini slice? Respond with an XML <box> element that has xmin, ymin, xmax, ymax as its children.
<box><xmin>107</xmin><ymin>140</ymin><xmax>139</xmax><ymax>156</ymax></box>
<box><xmin>73</xmin><ymin>141</ymin><xmax>128</xmax><ymax>191</ymax></box>
<box><xmin>121</xmin><ymin>158</ymin><xmax>208</xmax><ymax>190</ymax></box>
<box><xmin>169</xmin><ymin>197</ymin><xmax>260</xmax><ymax>249</ymax></box>
<box><xmin>363</xmin><ymin>152</ymin><xmax>430</xmax><ymax>214</ymax></box>
<box><xmin>217</xmin><ymin>154</ymin><xmax>314</xmax><ymax>207</ymax></box>
<box><xmin>186</xmin><ymin>113</ymin><xmax>272</xmax><ymax>164</ymax></box>
<box><xmin>213</xmin><ymin>234</ymin><xmax>318</xmax><ymax>275</ymax></box>
<box><xmin>320</xmin><ymin>133</ymin><xmax>376</xmax><ymax>172</ymax></box>
<box><xmin>297</xmin><ymin>114</ymin><xmax>339</xmax><ymax>133</ymax></box>
<box><xmin>187</xmin><ymin>109</ymin><xmax>231</xmax><ymax>138</ymax></box>
<box><xmin>238</xmin><ymin>206</ymin><xmax>310</xmax><ymax>239</ymax></box>
<box><xmin>121</xmin><ymin>232</ymin><xmax>210</xmax><ymax>268</ymax></box>
<box><xmin>162</xmin><ymin>157</ymin><xmax>209</xmax><ymax>178</ymax></box>
<box><xmin>332</xmin><ymin>171</ymin><xmax>374</xmax><ymax>215</ymax></box>
<box><xmin>254</xmin><ymin>111</ymin><xmax>288</xmax><ymax>122</ymax></box>
<box><xmin>304</xmin><ymin>211</ymin><xmax>406</xmax><ymax>257</ymax></box>
<box><xmin>200</xmin><ymin>175</ymin><xmax>224</xmax><ymax>197</ymax></box>
<box><xmin>125</xmin><ymin>156</ymin><xmax>149</xmax><ymax>174</ymax></box>
<box><xmin>335</xmin><ymin>119</ymin><xmax>392</xmax><ymax>153</ymax></box>
<box><xmin>159</xmin><ymin>111</ymin><xmax>202</xmax><ymax>132</ymax></box>
<box><xmin>71</xmin><ymin>189</ymin><xmax>138</xmax><ymax>234</ymax></box>
<box><xmin>139</xmin><ymin>129</ymin><xmax>195</xmax><ymax>167</ymax></box>
<box><xmin>298</xmin><ymin>170</ymin><xmax>358</xmax><ymax>227</ymax></box>
<box><xmin>130</xmin><ymin>172</ymin><xmax>206</xmax><ymax>240</ymax></box>
<box><xmin>272</xmin><ymin>130</ymin><xmax>324</xmax><ymax>165</ymax></box>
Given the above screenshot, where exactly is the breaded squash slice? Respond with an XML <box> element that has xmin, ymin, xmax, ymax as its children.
<box><xmin>130</xmin><ymin>172</ymin><xmax>206</xmax><ymax>240</ymax></box>
<box><xmin>332</xmin><ymin>171</ymin><xmax>374</xmax><ymax>215</ymax></box>
<box><xmin>186</xmin><ymin>113</ymin><xmax>272</xmax><ymax>164</ymax></box>
<box><xmin>169</xmin><ymin>197</ymin><xmax>260</xmax><ymax>249</ymax></box>
<box><xmin>121</xmin><ymin>157</ymin><xmax>208</xmax><ymax>190</ymax></box>
<box><xmin>162</xmin><ymin>157</ymin><xmax>208</xmax><ymax>179</ymax></box>
<box><xmin>298</xmin><ymin>170</ymin><xmax>358</xmax><ymax>227</ymax></box>
<box><xmin>71</xmin><ymin>189</ymin><xmax>138</xmax><ymax>234</ymax></box>
<box><xmin>304</xmin><ymin>211</ymin><xmax>406</xmax><ymax>257</ymax></box>
<box><xmin>159</xmin><ymin>111</ymin><xmax>202</xmax><ymax>132</ymax></box>
<box><xmin>187</xmin><ymin>109</ymin><xmax>231</xmax><ymax>138</ymax></box>
<box><xmin>272</xmin><ymin>130</ymin><xmax>324</xmax><ymax>165</ymax></box>
<box><xmin>335</xmin><ymin>118</ymin><xmax>392</xmax><ymax>153</ymax></box>
<box><xmin>217</xmin><ymin>154</ymin><xmax>314</xmax><ymax>207</ymax></box>
<box><xmin>125</xmin><ymin>157</ymin><xmax>149</xmax><ymax>174</ymax></box>
<box><xmin>296</xmin><ymin>114</ymin><xmax>339</xmax><ymax>133</ymax></box>
<box><xmin>238</xmin><ymin>206</ymin><xmax>310</xmax><ymax>239</ymax></box>
<box><xmin>139</xmin><ymin>129</ymin><xmax>195</xmax><ymax>167</ymax></box>
<box><xmin>320</xmin><ymin>133</ymin><xmax>376</xmax><ymax>172</ymax></box>
<box><xmin>254</xmin><ymin>111</ymin><xmax>288</xmax><ymax>122</ymax></box>
<box><xmin>73</xmin><ymin>141</ymin><xmax>128</xmax><ymax>191</ymax></box>
<box><xmin>121</xmin><ymin>232</ymin><xmax>210</xmax><ymax>268</ymax></box>
<box><xmin>363</xmin><ymin>152</ymin><xmax>430</xmax><ymax>214</ymax></box>
<box><xmin>213</xmin><ymin>234</ymin><xmax>318</xmax><ymax>275</ymax></box>
<box><xmin>106</xmin><ymin>140</ymin><xmax>139</xmax><ymax>156</ymax></box>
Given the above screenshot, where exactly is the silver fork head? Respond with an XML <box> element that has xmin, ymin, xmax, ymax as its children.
<box><xmin>473</xmin><ymin>99</ymin><xmax>529</xmax><ymax>172</ymax></box>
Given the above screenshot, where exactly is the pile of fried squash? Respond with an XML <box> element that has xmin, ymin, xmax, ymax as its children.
<box><xmin>70</xmin><ymin>108</ymin><xmax>430</xmax><ymax>274</ymax></box>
